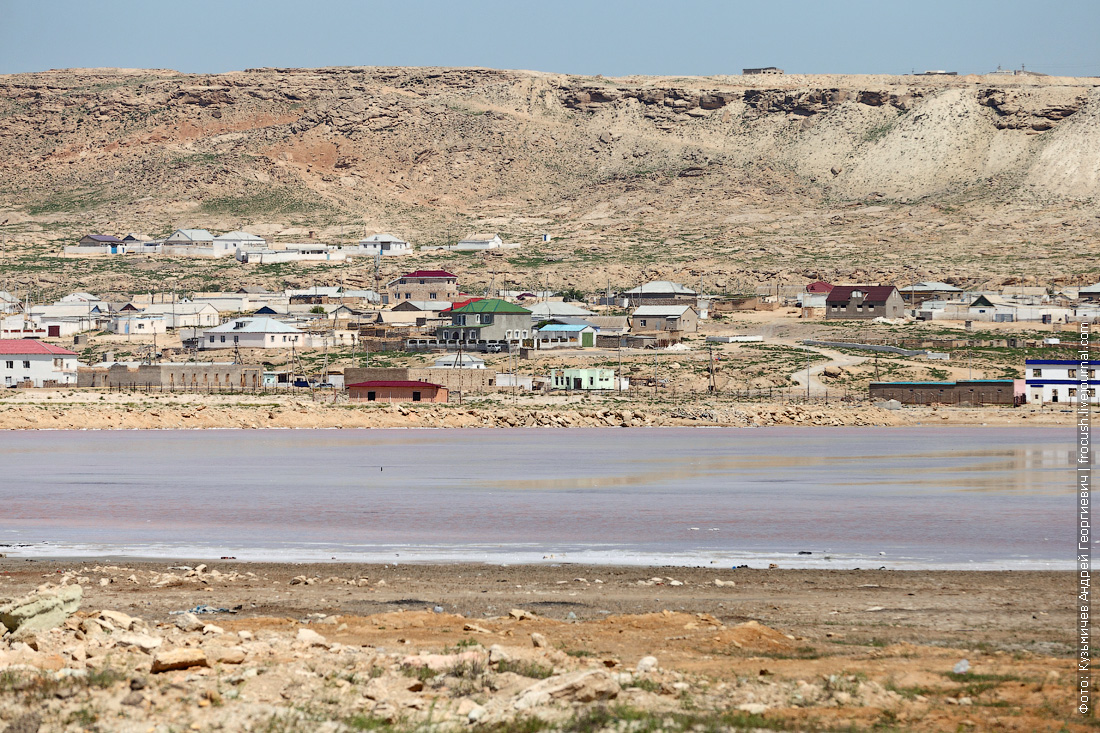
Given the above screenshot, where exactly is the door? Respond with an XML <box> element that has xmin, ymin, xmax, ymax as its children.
<box><xmin>367</xmin><ymin>391</ymin><xmax>377</xmax><ymax>402</ymax></box>
<box><xmin>582</xmin><ymin>332</ymin><xmax>594</xmax><ymax>347</ymax></box>
<box><xmin>412</xmin><ymin>391</ymin><xmax>422</xmax><ymax>402</ymax></box>
<box><xmin>48</xmin><ymin>325</ymin><xmax>60</xmax><ymax>337</ymax></box>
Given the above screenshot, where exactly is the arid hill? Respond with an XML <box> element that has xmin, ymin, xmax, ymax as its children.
<box><xmin>0</xmin><ymin>67</ymin><xmax>1098</xmax><ymax>296</ymax></box>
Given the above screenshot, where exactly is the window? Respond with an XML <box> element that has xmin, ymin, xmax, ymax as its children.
<box><xmin>4</xmin><ymin>361</ymin><xmax>11</xmax><ymax>369</ymax></box>
<box><xmin>419</xmin><ymin>279</ymin><xmax>425</xmax><ymax>284</ymax></box>
<box><xmin>522</xmin><ymin>330</ymin><xmax>528</xmax><ymax>339</ymax></box>
<box><xmin>220</xmin><ymin>335</ymin><xmax>226</xmax><ymax>343</ymax></box>
<box><xmin>270</xmin><ymin>335</ymin><xmax>276</xmax><ymax>342</ymax></box>
<box><xmin>1071</xmin><ymin>388</ymin><xmax>1078</xmax><ymax>397</ymax></box>
<box><xmin>22</xmin><ymin>360</ymin><xmax>30</xmax><ymax>369</ymax></box>
<box><xmin>282</xmin><ymin>336</ymin><xmax>287</xmax><ymax>342</ymax></box>
<box><xmin>405</xmin><ymin>293</ymin><xmax>412</xmax><ymax>299</ymax></box>
<box><xmin>506</xmin><ymin>330</ymin><xmax>512</xmax><ymax>339</ymax></box>
<box><xmin>1069</xmin><ymin>369</ymin><xmax>1078</xmax><ymax>378</ymax></box>
<box><xmin>1090</xmin><ymin>370</ymin><xmax>1096</xmax><ymax>379</ymax></box>
<box><xmin>429</xmin><ymin>293</ymin><xmax>437</xmax><ymax>299</ymax></box>
<box><xmin>1032</xmin><ymin>368</ymin><xmax>1042</xmax><ymax>377</ymax></box>
<box><xmin>209</xmin><ymin>336</ymin><xmax>215</xmax><ymax>343</ymax></box>
<box><xmin>639</xmin><ymin>319</ymin><xmax>647</xmax><ymax>327</ymax></box>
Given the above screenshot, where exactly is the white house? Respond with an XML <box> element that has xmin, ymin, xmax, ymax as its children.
<box><xmin>0</xmin><ymin>339</ymin><xmax>80</xmax><ymax>387</ymax></box>
<box><xmin>431</xmin><ymin>353</ymin><xmax>486</xmax><ymax>369</ymax></box>
<box><xmin>350</xmin><ymin>233</ymin><xmax>413</xmax><ymax>256</ymax></box>
<box><xmin>527</xmin><ymin>301</ymin><xmax>595</xmax><ymax>319</ymax></box>
<box><xmin>1025</xmin><ymin>359</ymin><xmax>1100</xmax><ymax>405</ymax></box>
<box><xmin>139</xmin><ymin>302</ymin><xmax>221</xmax><ymax>328</ymax></box>
<box><xmin>165</xmin><ymin>228</ymin><xmax>215</xmax><ymax>244</ymax></box>
<box><xmin>201</xmin><ymin>317</ymin><xmax>304</xmax><ymax>350</ymax></box>
<box><xmin>457</xmin><ymin>233</ymin><xmax>502</xmax><ymax>249</ymax></box>
<box><xmin>109</xmin><ymin>314</ymin><xmax>167</xmax><ymax>335</ymax></box>
<box><xmin>533</xmin><ymin>323</ymin><xmax>597</xmax><ymax>349</ymax></box>
<box><xmin>213</xmin><ymin>231</ymin><xmax>266</xmax><ymax>257</ymax></box>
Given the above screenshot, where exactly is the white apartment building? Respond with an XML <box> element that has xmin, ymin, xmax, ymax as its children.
<box><xmin>201</xmin><ymin>317</ymin><xmax>304</xmax><ymax>350</ymax></box>
<box><xmin>1025</xmin><ymin>359</ymin><xmax>1100</xmax><ymax>405</ymax></box>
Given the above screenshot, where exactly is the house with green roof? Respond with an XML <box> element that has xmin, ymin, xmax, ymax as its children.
<box><xmin>435</xmin><ymin>299</ymin><xmax>531</xmax><ymax>351</ymax></box>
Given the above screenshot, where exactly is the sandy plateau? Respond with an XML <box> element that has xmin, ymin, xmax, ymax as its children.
<box><xmin>0</xmin><ymin>561</ymin><xmax>1079</xmax><ymax>732</ymax></box>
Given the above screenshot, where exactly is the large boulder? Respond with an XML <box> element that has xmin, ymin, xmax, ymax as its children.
<box><xmin>514</xmin><ymin>669</ymin><xmax>620</xmax><ymax>710</ymax></box>
<box><xmin>0</xmin><ymin>585</ymin><xmax>83</xmax><ymax>637</ymax></box>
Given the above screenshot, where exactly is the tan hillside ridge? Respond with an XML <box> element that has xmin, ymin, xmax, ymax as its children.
<box><xmin>0</xmin><ymin>66</ymin><xmax>1098</xmax><ymax>299</ymax></box>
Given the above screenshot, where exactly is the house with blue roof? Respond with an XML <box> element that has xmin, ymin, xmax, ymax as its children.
<box><xmin>533</xmin><ymin>322</ymin><xmax>597</xmax><ymax>349</ymax></box>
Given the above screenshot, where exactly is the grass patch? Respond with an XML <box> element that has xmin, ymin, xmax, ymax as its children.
<box><xmin>199</xmin><ymin>188</ymin><xmax>331</xmax><ymax>217</ymax></box>
<box><xmin>496</xmin><ymin>659</ymin><xmax>554</xmax><ymax>679</ymax></box>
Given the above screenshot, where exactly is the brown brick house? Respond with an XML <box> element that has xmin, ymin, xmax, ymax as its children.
<box><xmin>825</xmin><ymin>286</ymin><xmax>904</xmax><ymax>320</ymax></box>
<box><xmin>347</xmin><ymin>380</ymin><xmax>448</xmax><ymax>403</ymax></box>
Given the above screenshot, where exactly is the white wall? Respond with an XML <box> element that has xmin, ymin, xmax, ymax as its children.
<box><xmin>1</xmin><ymin>353</ymin><xmax>79</xmax><ymax>386</ymax></box>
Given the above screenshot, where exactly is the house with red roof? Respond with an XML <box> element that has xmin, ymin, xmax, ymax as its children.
<box><xmin>384</xmin><ymin>270</ymin><xmax>459</xmax><ymax>305</ymax></box>
<box><xmin>0</xmin><ymin>339</ymin><xmax>80</xmax><ymax>387</ymax></box>
<box><xmin>806</xmin><ymin>281</ymin><xmax>834</xmax><ymax>294</ymax></box>
<box><xmin>825</xmin><ymin>286</ymin><xmax>904</xmax><ymax>320</ymax></box>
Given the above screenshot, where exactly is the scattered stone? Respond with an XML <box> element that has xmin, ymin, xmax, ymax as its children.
<box><xmin>296</xmin><ymin>628</ymin><xmax>328</xmax><ymax>647</ymax></box>
<box><xmin>514</xmin><ymin>669</ymin><xmax>620</xmax><ymax>709</ymax></box>
<box><xmin>636</xmin><ymin>656</ymin><xmax>658</xmax><ymax>673</ymax></box>
<box><xmin>120</xmin><ymin>690</ymin><xmax>144</xmax><ymax>706</ymax></box>
<box><xmin>174</xmin><ymin>612</ymin><xmax>203</xmax><ymax>632</ymax></box>
<box><xmin>0</xmin><ymin>585</ymin><xmax>83</xmax><ymax>636</ymax></box>
<box><xmin>531</xmin><ymin>632</ymin><xmax>548</xmax><ymax>648</ymax></box>
<box><xmin>112</xmin><ymin>632</ymin><xmax>163</xmax><ymax>653</ymax></box>
<box><xmin>151</xmin><ymin>648</ymin><xmax>209</xmax><ymax>673</ymax></box>
<box><xmin>509</xmin><ymin>608</ymin><xmax>536</xmax><ymax>621</ymax></box>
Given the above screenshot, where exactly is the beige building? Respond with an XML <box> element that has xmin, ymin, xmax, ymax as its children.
<box><xmin>385</xmin><ymin>270</ymin><xmax>459</xmax><ymax>304</ymax></box>
<box><xmin>630</xmin><ymin>305</ymin><xmax>699</xmax><ymax>333</ymax></box>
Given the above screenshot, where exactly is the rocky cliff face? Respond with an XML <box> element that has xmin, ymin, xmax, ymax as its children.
<box><xmin>0</xmin><ymin>67</ymin><xmax>1098</xmax><ymax>293</ymax></box>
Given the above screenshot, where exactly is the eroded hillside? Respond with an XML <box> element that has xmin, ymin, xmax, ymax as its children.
<box><xmin>0</xmin><ymin>67</ymin><xmax>1098</xmax><ymax>296</ymax></box>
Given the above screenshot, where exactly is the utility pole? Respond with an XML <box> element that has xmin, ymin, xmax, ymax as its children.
<box><xmin>805</xmin><ymin>351</ymin><xmax>810</xmax><ymax>399</ymax></box>
<box><xmin>654</xmin><ymin>350</ymin><xmax>658</xmax><ymax>396</ymax></box>
<box><xmin>617</xmin><ymin>336</ymin><xmax>623</xmax><ymax>393</ymax></box>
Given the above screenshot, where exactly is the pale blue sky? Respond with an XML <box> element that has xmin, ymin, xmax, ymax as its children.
<box><xmin>1</xmin><ymin>0</ymin><xmax>1097</xmax><ymax>77</ymax></box>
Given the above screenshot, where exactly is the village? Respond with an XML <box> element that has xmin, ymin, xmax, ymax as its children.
<box><xmin>0</xmin><ymin>227</ymin><xmax>1093</xmax><ymax>417</ymax></box>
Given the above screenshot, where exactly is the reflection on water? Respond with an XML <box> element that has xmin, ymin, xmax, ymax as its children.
<box><xmin>0</xmin><ymin>427</ymin><xmax>1076</xmax><ymax>568</ymax></box>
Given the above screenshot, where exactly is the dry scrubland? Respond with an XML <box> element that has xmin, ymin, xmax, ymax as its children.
<box><xmin>0</xmin><ymin>562</ymin><xmax>1080</xmax><ymax>732</ymax></box>
<box><xmin>0</xmin><ymin>68</ymin><xmax>1098</xmax><ymax>299</ymax></box>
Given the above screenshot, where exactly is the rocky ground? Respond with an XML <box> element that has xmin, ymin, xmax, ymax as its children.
<box><xmin>0</xmin><ymin>387</ymin><xmax>1074</xmax><ymax>430</ymax></box>
<box><xmin>0</xmin><ymin>561</ymin><xmax>1080</xmax><ymax>732</ymax></box>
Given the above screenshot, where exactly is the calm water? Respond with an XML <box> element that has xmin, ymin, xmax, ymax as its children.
<box><xmin>0</xmin><ymin>427</ymin><xmax>1078</xmax><ymax>569</ymax></box>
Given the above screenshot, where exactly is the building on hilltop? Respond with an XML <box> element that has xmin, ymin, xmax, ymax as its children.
<box><xmin>743</xmin><ymin>67</ymin><xmax>784</xmax><ymax>75</ymax></box>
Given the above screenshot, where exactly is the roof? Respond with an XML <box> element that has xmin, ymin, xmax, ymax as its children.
<box><xmin>441</xmin><ymin>297</ymin><xmax>482</xmax><ymax>313</ymax></box>
<box><xmin>871</xmin><ymin>380</ymin><xmax>1014</xmax><ymax>386</ymax></box>
<box><xmin>0</xmin><ymin>339</ymin><xmax>78</xmax><ymax>356</ymax></box>
<box><xmin>459</xmin><ymin>233</ymin><xmax>499</xmax><ymax>242</ymax></box>
<box><xmin>347</xmin><ymin>380</ymin><xmax>443</xmax><ymax>389</ymax></box>
<box><xmin>623</xmin><ymin>281</ymin><xmax>697</xmax><ymax>295</ymax></box>
<box><xmin>537</xmin><ymin>324</ymin><xmax>591</xmax><ymax>332</ymax></box>
<box><xmin>392</xmin><ymin>300</ymin><xmax>452</xmax><ymax>312</ymax></box>
<box><xmin>168</xmin><ymin>228</ymin><xmax>215</xmax><ymax>242</ymax></box>
<box><xmin>825</xmin><ymin>286</ymin><xmax>898</xmax><ymax>305</ymax></box>
<box><xmin>399</xmin><ymin>270</ymin><xmax>457</xmax><ymax>280</ymax></box>
<box><xmin>82</xmin><ymin>234</ymin><xmax>123</xmax><ymax>244</ymax></box>
<box><xmin>527</xmin><ymin>302</ymin><xmax>595</xmax><ymax>317</ymax></box>
<box><xmin>900</xmin><ymin>281</ymin><xmax>962</xmax><ymax>292</ymax></box>
<box><xmin>214</xmin><ymin>231</ymin><xmax>265</xmax><ymax>242</ymax></box>
<box><xmin>237</xmin><ymin>286</ymin><xmax>272</xmax><ymax>294</ymax></box>
<box><xmin>432</xmin><ymin>353</ymin><xmax>485</xmax><ymax>366</ymax></box>
<box><xmin>805</xmin><ymin>281</ymin><xmax>834</xmax><ymax>292</ymax></box>
<box><xmin>205</xmin><ymin>317</ymin><xmax>302</xmax><ymax>334</ymax></box>
<box><xmin>632</xmin><ymin>305</ymin><xmax>694</xmax><ymax>317</ymax></box>
<box><xmin>360</xmin><ymin>233</ymin><xmax>407</xmax><ymax>243</ymax></box>
<box><xmin>450</xmin><ymin>298</ymin><xmax>531</xmax><ymax>315</ymax></box>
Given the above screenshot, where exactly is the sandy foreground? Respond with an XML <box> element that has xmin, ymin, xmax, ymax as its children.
<box><xmin>0</xmin><ymin>560</ymin><xmax>1080</xmax><ymax>732</ymax></box>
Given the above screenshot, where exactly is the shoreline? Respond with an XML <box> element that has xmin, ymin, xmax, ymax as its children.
<box><xmin>0</xmin><ymin>392</ymin><xmax>1074</xmax><ymax>430</ymax></box>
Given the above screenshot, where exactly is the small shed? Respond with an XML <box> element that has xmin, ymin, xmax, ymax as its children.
<box><xmin>347</xmin><ymin>380</ymin><xmax>448</xmax><ymax>403</ymax></box>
